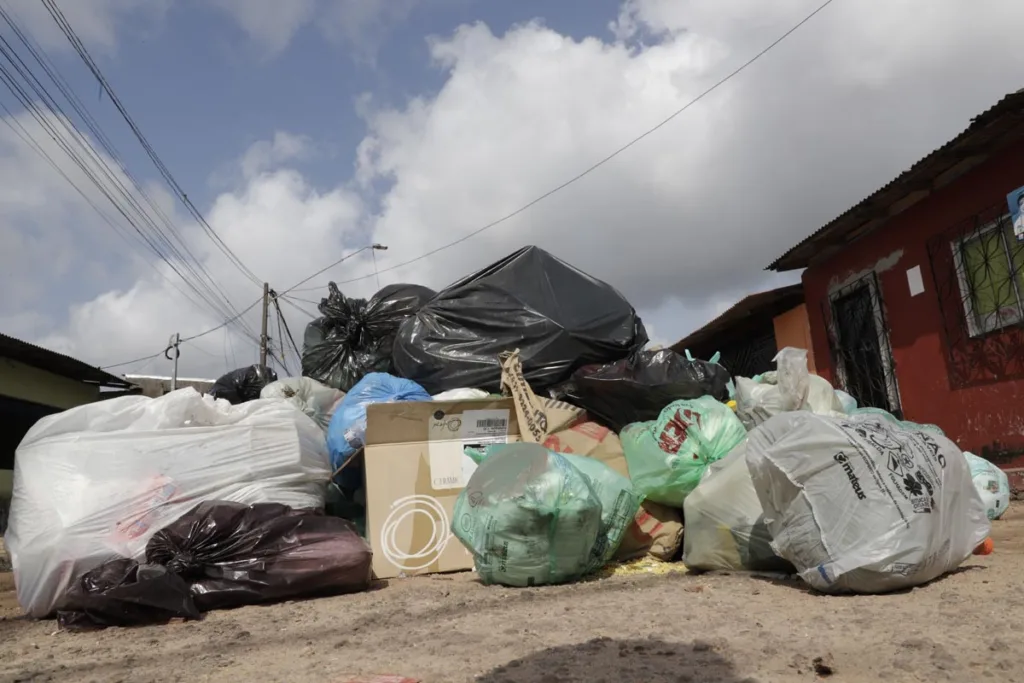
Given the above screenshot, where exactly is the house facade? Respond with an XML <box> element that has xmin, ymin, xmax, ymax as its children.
<box><xmin>671</xmin><ymin>284</ymin><xmax>816</xmax><ymax>378</ymax></box>
<box><xmin>770</xmin><ymin>91</ymin><xmax>1024</xmax><ymax>483</ymax></box>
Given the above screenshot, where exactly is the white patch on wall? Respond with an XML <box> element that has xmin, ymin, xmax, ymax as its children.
<box><xmin>907</xmin><ymin>265</ymin><xmax>925</xmax><ymax>297</ymax></box>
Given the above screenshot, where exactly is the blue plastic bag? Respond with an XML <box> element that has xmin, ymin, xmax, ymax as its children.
<box><xmin>326</xmin><ymin>373</ymin><xmax>430</xmax><ymax>482</ymax></box>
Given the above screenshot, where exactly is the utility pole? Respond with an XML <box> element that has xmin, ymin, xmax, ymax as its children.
<box><xmin>259</xmin><ymin>282</ymin><xmax>270</xmax><ymax>372</ymax></box>
<box><xmin>164</xmin><ymin>333</ymin><xmax>181</xmax><ymax>390</ymax></box>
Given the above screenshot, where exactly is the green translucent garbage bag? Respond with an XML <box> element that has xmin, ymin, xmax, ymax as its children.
<box><xmin>621</xmin><ymin>396</ymin><xmax>747</xmax><ymax>507</ymax></box>
<box><xmin>453</xmin><ymin>443</ymin><xmax>607</xmax><ymax>587</ymax></box>
<box><xmin>464</xmin><ymin>445</ymin><xmax>642</xmax><ymax>568</ymax></box>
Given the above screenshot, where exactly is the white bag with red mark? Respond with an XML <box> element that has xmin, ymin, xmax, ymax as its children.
<box><xmin>5</xmin><ymin>388</ymin><xmax>331</xmax><ymax>617</ymax></box>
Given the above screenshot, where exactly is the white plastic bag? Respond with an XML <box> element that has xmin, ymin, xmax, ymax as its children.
<box><xmin>432</xmin><ymin>388</ymin><xmax>490</xmax><ymax>401</ymax></box>
<box><xmin>682</xmin><ymin>442</ymin><xmax>793</xmax><ymax>573</ymax></box>
<box><xmin>746</xmin><ymin>412</ymin><xmax>990</xmax><ymax>594</ymax></box>
<box><xmin>963</xmin><ymin>452</ymin><xmax>1011</xmax><ymax>521</ymax></box>
<box><xmin>4</xmin><ymin>388</ymin><xmax>332</xmax><ymax>617</ymax></box>
<box><xmin>261</xmin><ymin>376</ymin><xmax>345</xmax><ymax>430</ymax></box>
<box><xmin>735</xmin><ymin>348</ymin><xmax>843</xmax><ymax>429</ymax></box>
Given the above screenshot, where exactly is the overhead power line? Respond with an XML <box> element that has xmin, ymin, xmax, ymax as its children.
<box><xmin>280</xmin><ymin>244</ymin><xmax>387</xmax><ymax>295</ymax></box>
<box><xmin>41</xmin><ymin>0</ymin><xmax>265</xmax><ymax>290</ymax></box>
<box><xmin>0</xmin><ymin>2</ymin><xmax>263</xmax><ymax>345</ymax></box>
<box><xmin>101</xmin><ymin>295</ymin><xmax>263</xmax><ymax>370</ymax></box>
<box><xmin>327</xmin><ymin>0</ymin><xmax>838</xmax><ymax>289</ymax></box>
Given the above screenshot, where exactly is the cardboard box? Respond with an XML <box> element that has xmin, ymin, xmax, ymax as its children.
<box><xmin>363</xmin><ymin>398</ymin><xmax>521</xmax><ymax>579</ymax></box>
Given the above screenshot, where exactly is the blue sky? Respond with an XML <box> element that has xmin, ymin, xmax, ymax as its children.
<box><xmin>51</xmin><ymin>0</ymin><xmax>623</xmax><ymax>209</ymax></box>
<box><xmin>2</xmin><ymin>0</ymin><xmax>1023</xmax><ymax>378</ymax></box>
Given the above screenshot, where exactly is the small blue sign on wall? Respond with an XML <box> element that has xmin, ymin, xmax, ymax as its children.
<box><xmin>1008</xmin><ymin>185</ymin><xmax>1024</xmax><ymax>241</ymax></box>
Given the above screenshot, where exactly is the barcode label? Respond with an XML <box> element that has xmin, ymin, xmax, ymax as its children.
<box><xmin>462</xmin><ymin>409</ymin><xmax>511</xmax><ymax>444</ymax></box>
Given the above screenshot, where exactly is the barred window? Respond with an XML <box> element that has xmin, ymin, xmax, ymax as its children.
<box><xmin>953</xmin><ymin>214</ymin><xmax>1024</xmax><ymax>337</ymax></box>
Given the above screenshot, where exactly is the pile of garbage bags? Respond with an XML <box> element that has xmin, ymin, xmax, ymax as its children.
<box><xmin>1</xmin><ymin>243</ymin><xmax>1011</xmax><ymax>630</ymax></box>
<box><xmin>5</xmin><ymin>388</ymin><xmax>336</xmax><ymax>618</ymax></box>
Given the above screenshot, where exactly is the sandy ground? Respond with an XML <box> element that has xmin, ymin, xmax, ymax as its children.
<box><xmin>2</xmin><ymin>505</ymin><xmax>1022</xmax><ymax>683</ymax></box>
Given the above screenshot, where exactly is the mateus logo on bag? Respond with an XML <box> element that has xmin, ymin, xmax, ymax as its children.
<box><xmin>834</xmin><ymin>452</ymin><xmax>867</xmax><ymax>500</ymax></box>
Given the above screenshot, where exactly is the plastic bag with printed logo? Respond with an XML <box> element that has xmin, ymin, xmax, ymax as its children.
<box><xmin>620</xmin><ymin>396</ymin><xmax>747</xmax><ymax>507</ymax></box>
<box><xmin>746</xmin><ymin>412</ymin><xmax>990</xmax><ymax>594</ymax></box>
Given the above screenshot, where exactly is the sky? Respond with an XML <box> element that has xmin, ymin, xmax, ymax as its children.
<box><xmin>1</xmin><ymin>0</ymin><xmax>1023</xmax><ymax>380</ymax></box>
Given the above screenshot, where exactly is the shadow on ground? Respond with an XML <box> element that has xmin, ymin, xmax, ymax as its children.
<box><xmin>476</xmin><ymin>637</ymin><xmax>755</xmax><ymax>683</ymax></box>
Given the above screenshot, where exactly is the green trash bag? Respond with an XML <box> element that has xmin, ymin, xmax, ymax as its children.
<box><xmin>452</xmin><ymin>443</ymin><xmax>605</xmax><ymax>587</ymax></box>
<box><xmin>621</xmin><ymin>395</ymin><xmax>747</xmax><ymax>507</ymax></box>
<box><xmin>464</xmin><ymin>445</ymin><xmax>642</xmax><ymax>568</ymax></box>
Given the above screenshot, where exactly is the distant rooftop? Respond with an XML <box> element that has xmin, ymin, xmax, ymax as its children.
<box><xmin>0</xmin><ymin>333</ymin><xmax>133</xmax><ymax>389</ymax></box>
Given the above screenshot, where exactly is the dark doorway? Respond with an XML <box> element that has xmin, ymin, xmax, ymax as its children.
<box><xmin>828</xmin><ymin>276</ymin><xmax>901</xmax><ymax>417</ymax></box>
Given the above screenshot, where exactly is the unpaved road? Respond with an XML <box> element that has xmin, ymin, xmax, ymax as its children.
<box><xmin>2</xmin><ymin>504</ymin><xmax>1022</xmax><ymax>683</ymax></box>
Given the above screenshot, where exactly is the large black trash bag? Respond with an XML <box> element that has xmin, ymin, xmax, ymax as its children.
<box><xmin>209</xmin><ymin>364</ymin><xmax>278</xmax><ymax>404</ymax></box>
<box><xmin>57</xmin><ymin>558</ymin><xmax>200</xmax><ymax>631</ymax></box>
<box><xmin>56</xmin><ymin>502</ymin><xmax>374</xmax><ymax>629</ymax></box>
<box><xmin>145</xmin><ymin>501</ymin><xmax>373</xmax><ymax>612</ymax></box>
<box><xmin>302</xmin><ymin>282</ymin><xmax>436</xmax><ymax>392</ymax></box>
<box><xmin>392</xmin><ymin>246</ymin><xmax>648</xmax><ymax>394</ymax></box>
<box><xmin>555</xmin><ymin>349</ymin><xmax>732</xmax><ymax>432</ymax></box>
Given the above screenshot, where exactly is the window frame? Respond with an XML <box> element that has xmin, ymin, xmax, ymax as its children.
<box><xmin>950</xmin><ymin>213</ymin><xmax>1024</xmax><ymax>338</ymax></box>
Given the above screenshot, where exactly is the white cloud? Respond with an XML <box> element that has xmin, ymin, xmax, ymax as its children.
<box><xmin>237</xmin><ymin>132</ymin><xmax>314</xmax><ymax>181</ymax></box>
<box><xmin>2</xmin><ymin>0</ymin><xmax>170</xmax><ymax>54</ymax></box>
<box><xmin>7</xmin><ymin>0</ymin><xmax>1024</xmax><ymax>380</ymax></box>
<box><xmin>209</xmin><ymin>0</ymin><xmax>438</xmax><ymax>61</ymax></box>
<box><xmin>209</xmin><ymin>0</ymin><xmax>319</xmax><ymax>57</ymax></box>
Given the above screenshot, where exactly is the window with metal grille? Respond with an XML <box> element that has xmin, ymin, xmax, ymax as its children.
<box><xmin>927</xmin><ymin>203</ymin><xmax>1024</xmax><ymax>389</ymax></box>
<box><xmin>952</xmin><ymin>214</ymin><xmax>1024</xmax><ymax>336</ymax></box>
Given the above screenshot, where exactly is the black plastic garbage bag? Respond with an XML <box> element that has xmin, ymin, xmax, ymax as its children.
<box><xmin>146</xmin><ymin>501</ymin><xmax>373</xmax><ymax>612</ymax></box>
<box><xmin>555</xmin><ymin>349</ymin><xmax>732</xmax><ymax>431</ymax></box>
<box><xmin>57</xmin><ymin>558</ymin><xmax>199</xmax><ymax>631</ymax></box>
<box><xmin>209</xmin><ymin>364</ymin><xmax>278</xmax><ymax>404</ymax></box>
<box><xmin>392</xmin><ymin>246</ymin><xmax>648</xmax><ymax>394</ymax></box>
<box><xmin>55</xmin><ymin>502</ymin><xmax>374</xmax><ymax>629</ymax></box>
<box><xmin>302</xmin><ymin>282</ymin><xmax>436</xmax><ymax>392</ymax></box>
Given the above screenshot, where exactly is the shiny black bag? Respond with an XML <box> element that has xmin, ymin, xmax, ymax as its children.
<box><xmin>392</xmin><ymin>246</ymin><xmax>648</xmax><ymax>394</ymax></box>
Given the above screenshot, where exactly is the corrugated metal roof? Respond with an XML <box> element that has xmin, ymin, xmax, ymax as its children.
<box><xmin>670</xmin><ymin>283</ymin><xmax>804</xmax><ymax>354</ymax></box>
<box><xmin>768</xmin><ymin>90</ymin><xmax>1024</xmax><ymax>272</ymax></box>
<box><xmin>0</xmin><ymin>333</ymin><xmax>134</xmax><ymax>388</ymax></box>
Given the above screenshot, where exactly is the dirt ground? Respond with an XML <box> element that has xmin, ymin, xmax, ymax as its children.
<box><xmin>2</xmin><ymin>505</ymin><xmax>1022</xmax><ymax>683</ymax></box>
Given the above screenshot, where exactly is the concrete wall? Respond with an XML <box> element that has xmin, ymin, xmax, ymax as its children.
<box><xmin>772</xmin><ymin>304</ymin><xmax>816</xmax><ymax>374</ymax></box>
<box><xmin>0</xmin><ymin>357</ymin><xmax>99</xmax><ymax>409</ymax></box>
<box><xmin>802</xmin><ymin>138</ymin><xmax>1024</xmax><ymax>482</ymax></box>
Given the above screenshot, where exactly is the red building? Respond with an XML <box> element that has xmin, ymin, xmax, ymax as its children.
<box><xmin>770</xmin><ymin>90</ymin><xmax>1024</xmax><ymax>485</ymax></box>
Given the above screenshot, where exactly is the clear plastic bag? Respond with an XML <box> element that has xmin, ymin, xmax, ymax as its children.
<box><xmin>963</xmin><ymin>452</ymin><xmax>1011</xmax><ymax>521</ymax></box>
<box><xmin>620</xmin><ymin>396</ymin><xmax>747</xmax><ymax>507</ymax></box>
<box><xmin>735</xmin><ymin>348</ymin><xmax>843</xmax><ymax>429</ymax></box>
<box><xmin>261</xmin><ymin>377</ymin><xmax>346</xmax><ymax>430</ymax></box>
<box><xmin>682</xmin><ymin>442</ymin><xmax>793</xmax><ymax>573</ymax></box>
<box><xmin>453</xmin><ymin>443</ymin><xmax>604</xmax><ymax>587</ymax></box>
<box><xmin>746</xmin><ymin>412</ymin><xmax>990</xmax><ymax>594</ymax></box>
<box><xmin>5</xmin><ymin>388</ymin><xmax>332</xmax><ymax>618</ymax></box>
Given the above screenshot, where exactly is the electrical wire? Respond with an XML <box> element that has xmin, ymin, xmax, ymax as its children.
<box><xmin>0</xmin><ymin>3</ymin><xmax>263</xmax><ymax>344</ymax></box>
<box><xmin>279</xmin><ymin>246</ymin><xmax>375</xmax><ymax>295</ymax></box>
<box><xmin>40</xmin><ymin>0</ymin><xmax>264</xmax><ymax>290</ymax></box>
<box><xmin>100</xmin><ymin>295</ymin><xmax>264</xmax><ymax>369</ymax></box>
<box><xmin>327</xmin><ymin>0</ymin><xmax>839</xmax><ymax>289</ymax></box>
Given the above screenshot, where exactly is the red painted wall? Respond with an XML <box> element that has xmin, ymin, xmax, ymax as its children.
<box><xmin>802</xmin><ymin>140</ymin><xmax>1024</xmax><ymax>471</ymax></box>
